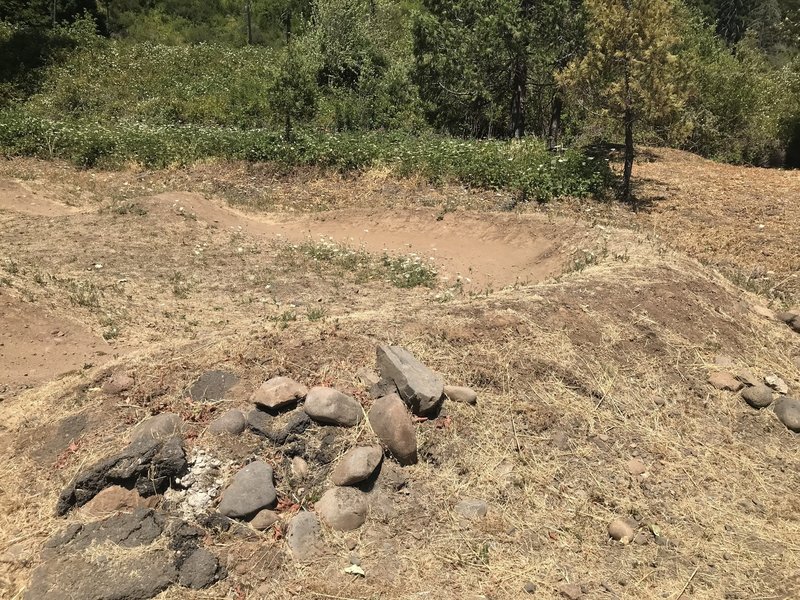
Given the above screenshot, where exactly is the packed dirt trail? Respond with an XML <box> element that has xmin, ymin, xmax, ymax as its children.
<box><xmin>142</xmin><ymin>190</ymin><xmax>585</xmax><ymax>289</ymax></box>
<box><xmin>1</xmin><ymin>155</ymin><xmax>799</xmax><ymax>600</ymax></box>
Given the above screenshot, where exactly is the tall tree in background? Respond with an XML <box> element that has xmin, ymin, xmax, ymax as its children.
<box><xmin>412</xmin><ymin>0</ymin><xmax>583</xmax><ymax>139</ymax></box>
<box><xmin>560</xmin><ymin>0</ymin><xmax>686</xmax><ymax>202</ymax></box>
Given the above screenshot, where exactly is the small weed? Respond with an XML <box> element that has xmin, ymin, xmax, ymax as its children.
<box><xmin>33</xmin><ymin>271</ymin><xmax>48</xmax><ymax>286</ymax></box>
<box><xmin>170</xmin><ymin>272</ymin><xmax>191</xmax><ymax>299</ymax></box>
<box><xmin>4</xmin><ymin>258</ymin><xmax>20</xmax><ymax>275</ymax></box>
<box><xmin>566</xmin><ymin>245</ymin><xmax>609</xmax><ymax>273</ymax></box>
<box><xmin>64</xmin><ymin>279</ymin><xmax>101</xmax><ymax>308</ymax></box>
<box><xmin>381</xmin><ymin>254</ymin><xmax>438</xmax><ymax>288</ymax></box>
<box><xmin>307</xmin><ymin>307</ymin><xmax>327</xmax><ymax>321</ymax></box>
<box><xmin>108</xmin><ymin>201</ymin><xmax>148</xmax><ymax>216</ymax></box>
<box><xmin>271</xmin><ymin>309</ymin><xmax>297</xmax><ymax>329</ymax></box>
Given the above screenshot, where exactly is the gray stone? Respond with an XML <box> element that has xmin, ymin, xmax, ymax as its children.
<box><xmin>188</xmin><ymin>370</ymin><xmax>239</xmax><ymax>402</ymax></box>
<box><xmin>291</xmin><ymin>456</ymin><xmax>309</xmax><ymax>479</ymax></box>
<box><xmin>286</xmin><ymin>511</ymin><xmax>323</xmax><ymax>561</ymax></box>
<box><xmin>774</xmin><ymin>396</ymin><xmax>800</xmax><ymax>432</ymax></box>
<box><xmin>523</xmin><ymin>582</ymin><xmax>537</xmax><ymax>594</ymax></box>
<box><xmin>130</xmin><ymin>412</ymin><xmax>182</xmax><ymax>442</ymax></box>
<box><xmin>790</xmin><ymin>316</ymin><xmax>800</xmax><ymax>333</ymax></box>
<box><xmin>376</xmin><ymin>345</ymin><xmax>444</xmax><ymax>416</ymax></box>
<box><xmin>56</xmin><ymin>437</ymin><xmax>187</xmax><ymax>516</ymax></box>
<box><xmin>454</xmin><ymin>498</ymin><xmax>488</xmax><ymax>519</ymax></box>
<box><xmin>249</xmin><ymin>509</ymin><xmax>279</xmax><ymax>530</ymax></box>
<box><xmin>765</xmin><ymin>375</ymin><xmax>789</xmax><ymax>395</ymax></box>
<box><xmin>559</xmin><ymin>583</ymin><xmax>584</xmax><ymax>600</ymax></box>
<box><xmin>777</xmin><ymin>311</ymin><xmax>798</xmax><ymax>324</ymax></box>
<box><xmin>368</xmin><ymin>393</ymin><xmax>417</xmax><ymax>465</ymax></box>
<box><xmin>251</xmin><ymin>376</ymin><xmax>307</xmax><ymax>410</ymax></box>
<box><xmin>178</xmin><ymin>548</ymin><xmax>220</xmax><ymax>589</ymax></box>
<box><xmin>303</xmin><ymin>387</ymin><xmax>363</xmax><ymax>426</ymax></box>
<box><xmin>708</xmin><ymin>372</ymin><xmax>743</xmax><ymax>392</ymax></box>
<box><xmin>315</xmin><ymin>487</ymin><xmax>369</xmax><ymax>531</ymax></box>
<box><xmin>102</xmin><ymin>372</ymin><xmax>134</xmax><ymax>395</ymax></box>
<box><xmin>331</xmin><ymin>446</ymin><xmax>383</xmax><ymax>486</ymax></box>
<box><xmin>444</xmin><ymin>385</ymin><xmax>478</xmax><ymax>405</ymax></box>
<box><xmin>218</xmin><ymin>461</ymin><xmax>276</xmax><ymax>519</ymax></box>
<box><xmin>741</xmin><ymin>385</ymin><xmax>774</xmax><ymax>409</ymax></box>
<box><xmin>208</xmin><ymin>409</ymin><xmax>246</xmax><ymax>435</ymax></box>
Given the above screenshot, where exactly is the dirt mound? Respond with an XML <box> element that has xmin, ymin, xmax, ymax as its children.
<box><xmin>0</xmin><ymin>155</ymin><xmax>799</xmax><ymax>600</ymax></box>
<box><xmin>0</xmin><ymin>180</ymin><xmax>80</xmax><ymax>217</ymax></box>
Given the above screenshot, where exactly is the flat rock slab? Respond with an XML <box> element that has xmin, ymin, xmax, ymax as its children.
<box><xmin>368</xmin><ymin>393</ymin><xmax>417</xmax><ymax>465</ymax></box>
<box><xmin>57</xmin><ymin>436</ymin><xmax>187</xmax><ymax>516</ymax></box>
<box><xmin>218</xmin><ymin>461</ymin><xmax>276</xmax><ymax>519</ymax></box>
<box><xmin>708</xmin><ymin>371</ymin><xmax>744</xmax><ymax>392</ymax></box>
<box><xmin>188</xmin><ymin>370</ymin><xmax>239</xmax><ymax>402</ymax></box>
<box><xmin>741</xmin><ymin>385</ymin><xmax>774</xmax><ymax>409</ymax></box>
<box><xmin>287</xmin><ymin>511</ymin><xmax>323</xmax><ymax>561</ymax></box>
<box><xmin>331</xmin><ymin>446</ymin><xmax>383</xmax><ymax>486</ymax></box>
<box><xmin>28</xmin><ymin>509</ymin><xmax>221</xmax><ymax>599</ymax></box>
<box><xmin>774</xmin><ymin>396</ymin><xmax>800</xmax><ymax>432</ymax></box>
<box><xmin>251</xmin><ymin>376</ymin><xmax>307</xmax><ymax>411</ymax></box>
<box><xmin>765</xmin><ymin>375</ymin><xmax>789</xmax><ymax>395</ymax></box>
<box><xmin>208</xmin><ymin>409</ymin><xmax>246</xmax><ymax>435</ymax></box>
<box><xmin>304</xmin><ymin>387</ymin><xmax>363</xmax><ymax>426</ymax></box>
<box><xmin>315</xmin><ymin>487</ymin><xmax>368</xmax><ymax>531</ymax></box>
<box><xmin>102</xmin><ymin>372</ymin><xmax>134</xmax><ymax>395</ymax></box>
<box><xmin>130</xmin><ymin>413</ymin><xmax>183</xmax><ymax>442</ymax></box>
<box><xmin>377</xmin><ymin>345</ymin><xmax>444</xmax><ymax>416</ymax></box>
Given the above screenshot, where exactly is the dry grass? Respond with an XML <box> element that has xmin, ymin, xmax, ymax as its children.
<box><xmin>1</xmin><ymin>155</ymin><xmax>799</xmax><ymax>600</ymax></box>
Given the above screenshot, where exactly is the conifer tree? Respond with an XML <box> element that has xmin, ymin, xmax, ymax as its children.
<box><xmin>560</xmin><ymin>0</ymin><xmax>686</xmax><ymax>202</ymax></box>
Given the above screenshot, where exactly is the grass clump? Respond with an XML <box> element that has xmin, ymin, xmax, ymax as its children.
<box><xmin>278</xmin><ymin>237</ymin><xmax>438</xmax><ymax>289</ymax></box>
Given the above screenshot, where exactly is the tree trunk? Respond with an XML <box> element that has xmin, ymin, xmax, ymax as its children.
<box><xmin>52</xmin><ymin>0</ymin><xmax>57</xmax><ymax>26</ymax></box>
<box><xmin>284</xmin><ymin>7</ymin><xmax>293</xmax><ymax>142</ymax></box>
<box><xmin>245</xmin><ymin>1</ymin><xmax>252</xmax><ymax>45</ymax></box>
<box><xmin>510</xmin><ymin>58</ymin><xmax>527</xmax><ymax>138</ymax></box>
<box><xmin>622</xmin><ymin>106</ymin><xmax>634</xmax><ymax>203</ymax></box>
<box><xmin>548</xmin><ymin>94</ymin><xmax>563</xmax><ymax>149</ymax></box>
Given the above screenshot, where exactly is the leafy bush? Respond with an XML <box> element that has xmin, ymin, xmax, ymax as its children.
<box><xmin>0</xmin><ymin>110</ymin><xmax>610</xmax><ymax>200</ymax></box>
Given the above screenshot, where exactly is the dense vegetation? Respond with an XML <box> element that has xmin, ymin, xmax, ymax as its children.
<box><xmin>0</xmin><ymin>0</ymin><xmax>798</xmax><ymax>201</ymax></box>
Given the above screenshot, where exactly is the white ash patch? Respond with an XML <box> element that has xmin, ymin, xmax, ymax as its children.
<box><xmin>165</xmin><ymin>449</ymin><xmax>227</xmax><ymax>519</ymax></box>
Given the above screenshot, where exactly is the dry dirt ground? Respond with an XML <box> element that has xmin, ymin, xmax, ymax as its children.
<box><xmin>0</xmin><ymin>151</ymin><xmax>799</xmax><ymax>600</ymax></box>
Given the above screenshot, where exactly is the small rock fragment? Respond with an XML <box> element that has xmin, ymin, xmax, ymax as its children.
<box><xmin>331</xmin><ymin>446</ymin><xmax>383</xmax><ymax>486</ymax></box>
<box><xmin>774</xmin><ymin>396</ymin><xmax>800</xmax><ymax>432</ymax></box>
<box><xmin>102</xmin><ymin>372</ymin><xmax>134</xmax><ymax>395</ymax></box>
<box><xmin>736</xmin><ymin>369</ymin><xmax>760</xmax><ymax>387</ymax></box>
<box><xmin>218</xmin><ymin>461</ymin><xmax>276</xmax><ymax>519</ymax></box>
<box><xmin>713</xmin><ymin>355</ymin><xmax>736</xmax><ymax>369</ymax></box>
<box><xmin>369</xmin><ymin>378</ymin><xmax>397</xmax><ymax>399</ymax></box>
<box><xmin>287</xmin><ymin>512</ymin><xmax>323</xmax><ymax>560</ymax></box>
<box><xmin>208</xmin><ymin>409</ymin><xmax>246</xmax><ymax>435</ymax></box>
<box><xmin>368</xmin><ymin>393</ymin><xmax>417</xmax><ymax>465</ymax></box>
<box><xmin>78</xmin><ymin>486</ymin><xmax>152</xmax><ymax>519</ymax></box>
<box><xmin>249</xmin><ymin>509</ymin><xmax>279</xmax><ymax>530</ymax></box>
<box><xmin>356</xmin><ymin>368</ymin><xmax>380</xmax><ymax>388</ymax></box>
<box><xmin>790</xmin><ymin>316</ymin><xmax>800</xmax><ymax>333</ymax></box>
<box><xmin>708</xmin><ymin>372</ymin><xmax>743</xmax><ymax>392</ymax></box>
<box><xmin>444</xmin><ymin>385</ymin><xmax>478</xmax><ymax>405</ymax></box>
<box><xmin>315</xmin><ymin>487</ymin><xmax>368</xmax><ymax>531</ymax></box>
<box><xmin>292</xmin><ymin>456</ymin><xmax>309</xmax><ymax>479</ymax></box>
<box><xmin>251</xmin><ymin>377</ymin><xmax>307</xmax><ymax>411</ymax></box>
<box><xmin>559</xmin><ymin>583</ymin><xmax>583</xmax><ymax>600</ymax></box>
<box><xmin>626</xmin><ymin>458</ymin><xmax>646</xmax><ymax>476</ymax></box>
<box><xmin>454</xmin><ymin>498</ymin><xmax>488</xmax><ymax>519</ymax></box>
<box><xmin>178</xmin><ymin>548</ymin><xmax>220</xmax><ymax>589</ymax></box>
<box><xmin>130</xmin><ymin>412</ymin><xmax>182</xmax><ymax>442</ymax></box>
<box><xmin>608</xmin><ymin>519</ymin><xmax>635</xmax><ymax>543</ymax></box>
<box><xmin>523</xmin><ymin>582</ymin><xmax>537</xmax><ymax>594</ymax></box>
<box><xmin>765</xmin><ymin>375</ymin><xmax>789</xmax><ymax>395</ymax></box>
<box><xmin>777</xmin><ymin>311</ymin><xmax>798</xmax><ymax>324</ymax></box>
<box><xmin>741</xmin><ymin>385</ymin><xmax>774</xmax><ymax>409</ymax></box>
<box><xmin>303</xmin><ymin>387</ymin><xmax>363</xmax><ymax>426</ymax></box>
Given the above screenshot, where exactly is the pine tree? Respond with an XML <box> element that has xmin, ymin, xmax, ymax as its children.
<box><xmin>560</xmin><ymin>0</ymin><xmax>687</xmax><ymax>202</ymax></box>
